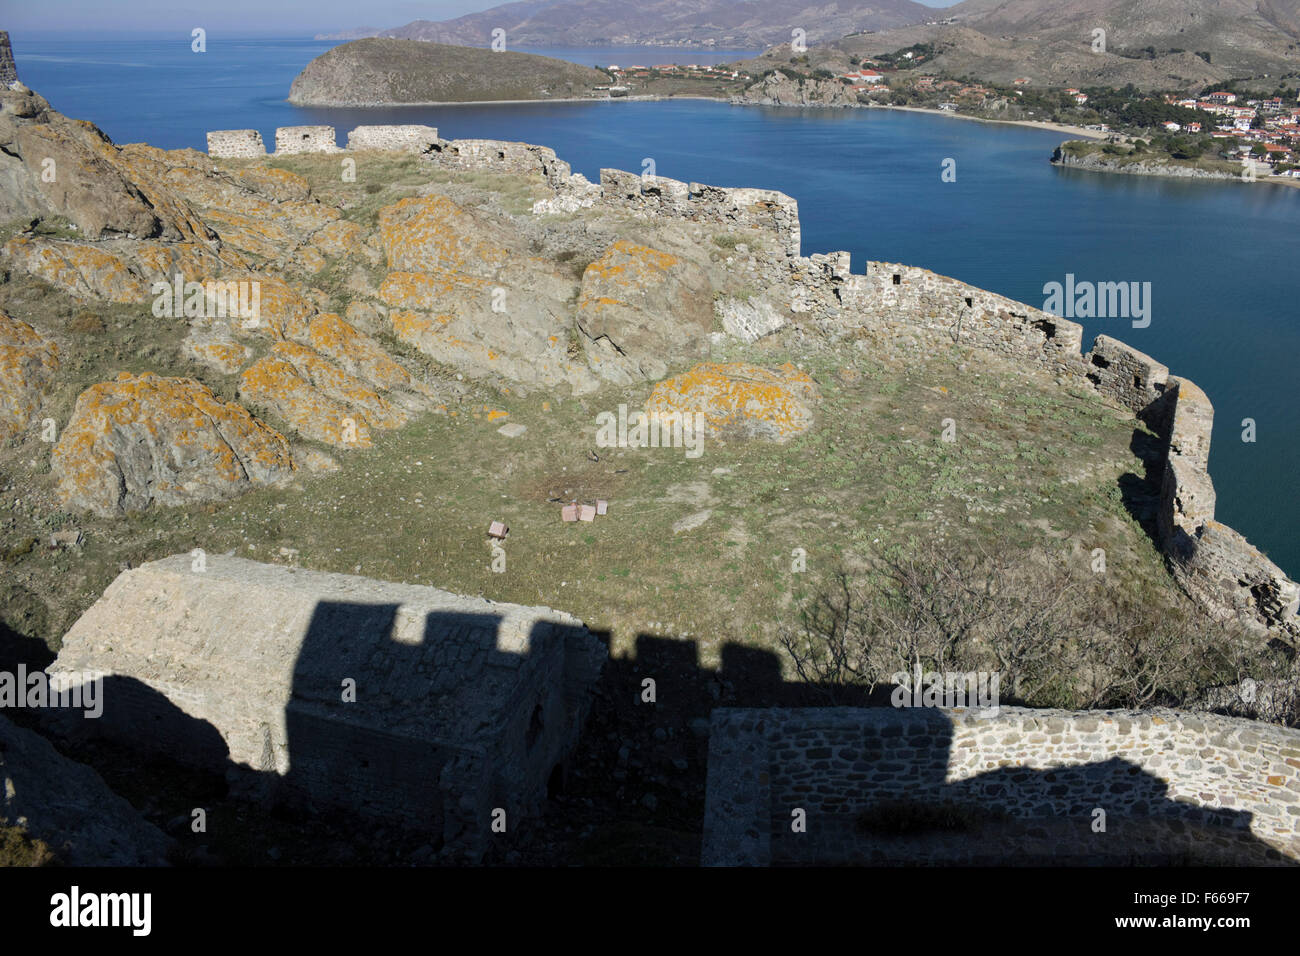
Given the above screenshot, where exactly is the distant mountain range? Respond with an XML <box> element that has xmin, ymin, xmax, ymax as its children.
<box><xmin>314</xmin><ymin>0</ymin><xmax>935</xmax><ymax>49</ymax></box>
<box><xmin>317</xmin><ymin>0</ymin><xmax>1300</xmax><ymax>87</ymax></box>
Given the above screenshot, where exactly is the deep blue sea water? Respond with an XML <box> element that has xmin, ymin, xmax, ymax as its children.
<box><xmin>10</xmin><ymin>35</ymin><xmax>1300</xmax><ymax>576</ymax></box>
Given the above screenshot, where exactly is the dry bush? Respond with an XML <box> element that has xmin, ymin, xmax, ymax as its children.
<box><xmin>779</xmin><ymin>542</ymin><xmax>1297</xmax><ymax>723</ymax></box>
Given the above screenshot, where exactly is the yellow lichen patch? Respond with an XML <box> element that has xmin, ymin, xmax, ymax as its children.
<box><xmin>2</xmin><ymin>237</ymin><xmax>148</xmax><ymax>303</ymax></box>
<box><xmin>0</xmin><ymin>312</ymin><xmax>60</xmax><ymax>440</ymax></box>
<box><xmin>376</xmin><ymin>195</ymin><xmax>511</xmax><ymax>273</ymax></box>
<box><xmin>132</xmin><ymin>241</ymin><xmax>248</xmax><ymax>283</ymax></box>
<box><xmin>378</xmin><ymin>270</ymin><xmax>491</xmax><ymax>311</ymax></box>
<box><xmin>645</xmin><ymin>362</ymin><xmax>819</xmax><ymax>443</ymax></box>
<box><xmin>309</xmin><ymin>219</ymin><xmax>368</xmax><ymax>259</ymax></box>
<box><xmin>200</xmin><ymin>272</ymin><xmax>316</xmax><ymax>341</ymax></box>
<box><xmin>51</xmin><ymin>372</ymin><xmax>294</xmax><ymax>516</ymax></box>
<box><xmin>238</xmin><ymin>341</ymin><xmax>407</xmax><ymax>448</ymax></box>
<box><xmin>306</xmin><ymin>312</ymin><xmax>426</xmax><ymax>394</ymax></box>
<box><xmin>577</xmin><ymin>240</ymin><xmax>683</xmax><ymax>315</ymax></box>
<box><xmin>229</xmin><ymin>165</ymin><xmax>312</xmax><ymax>202</ymax></box>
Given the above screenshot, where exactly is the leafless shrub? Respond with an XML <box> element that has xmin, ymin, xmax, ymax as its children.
<box><xmin>779</xmin><ymin>542</ymin><xmax>1297</xmax><ymax>724</ymax></box>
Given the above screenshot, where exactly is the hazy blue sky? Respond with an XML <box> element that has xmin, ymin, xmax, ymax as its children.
<box><xmin>1</xmin><ymin>0</ymin><xmax>962</xmax><ymax>36</ymax></box>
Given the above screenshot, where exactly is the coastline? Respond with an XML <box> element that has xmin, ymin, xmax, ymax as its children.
<box><xmin>289</xmin><ymin>89</ymin><xmax>1115</xmax><ymax>146</ymax></box>
<box><xmin>1050</xmin><ymin>148</ymin><xmax>1300</xmax><ymax>189</ymax></box>
<box><xmin>870</xmin><ymin>104</ymin><xmax>1112</xmax><ymax>141</ymax></box>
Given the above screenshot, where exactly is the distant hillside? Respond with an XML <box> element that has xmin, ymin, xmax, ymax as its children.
<box><xmin>825</xmin><ymin>0</ymin><xmax>1300</xmax><ymax>89</ymax></box>
<box><xmin>288</xmin><ymin>39</ymin><xmax>611</xmax><ymax>106</ymax></box>
<box><xmin>315</xmin><ymin>0</ymin><xmax>936</xmax><ymax>49</ymax></box>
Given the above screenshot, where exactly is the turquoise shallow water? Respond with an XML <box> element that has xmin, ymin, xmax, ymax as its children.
<box><xmin>12</xmin><ymin>35</ymin><xmax>1300</xmax><ymax>576</ymax></box>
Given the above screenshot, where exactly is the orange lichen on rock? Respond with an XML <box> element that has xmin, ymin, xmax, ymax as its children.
<box><xmin>2</xmin><ymin>237</ymin><xmax>148</xmax><ymax>303</ymax></box>
<box><xmin>377</xmin><ymin>195</ymin><xmax>511</xmax><ymax>273</ymax></box>
<box><xmin>645</xmin><ymin>362</ymin><xmax>819</xmax><ymax>442</ymax></box>
<box><xmin>51</xmin><ymin>372</ymin><xmax>294</xmax><ymax>516</ymax></box>
<box><xmin>0</xmin><ymin>311</ymin><xmax>60</xmax><ymax>440</ymax></box>
<box><xmin>199</xmin><ymin>272</ymin><xmax>316</xmax><ymax>341</ymax></box>
<box><xmin>238</xmin><ymin>341</ymin><xmax>408</xmax><ymax>448</ymax></box>
<box><xmin>309</xmin><ymin>219</ymin><xmax>367</xmax><ymax>259</ymax></box>
<box><xmin>378</xmin><ymin>270</ymin><xmax>492</xmax><ymax>311</ymax></box>
<box><xmin>306</xmin><ymin>312</ymin><xmax>434</xmax><ymax>399</ymax></box>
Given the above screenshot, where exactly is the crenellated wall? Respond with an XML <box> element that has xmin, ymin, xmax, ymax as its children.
<box><xmin>198</xmin><ymin>123</ymin><xmax>1298</xmax><ymax>639</ymax></box>
<box><xmin>704</xmin><ymin>706</ymin><xmax>1300</xmax><ymax>865</ymax></box>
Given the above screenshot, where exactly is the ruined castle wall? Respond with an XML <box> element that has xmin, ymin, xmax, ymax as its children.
<box><xmin>206</xmin><ymin>129</ymin><xmax>266</xmax><ymax>159</ymax></box>
<box><xmin>598</xmin><ymin>169</ymin><xmax>802</xmax><ymax>258</ymax></box>
<box><xmin>347</xmin><ymin>124</ymin><xmax>439</xmax><ymax>153</ymax></box>
<box><xmin>830</xmin><ymin>260</ymin><xmax>1085</xmax><ymax>375</ymax></box>
<box><xmin>426</xmin><ymin>138</ymin><xmax>574</xmax><ymax>188</ymax></box>
<box><xmin>274</xmin><ymin>125</ymin><xmax>338</xmax><ymax>154</ymax></box>
<box><xmin>1154</xmin><ymin>378</ymin><xmax>1299</xmax><ymax>636</ymax></box>
<box><xmin>704</xmin><ymin>707</ymin><xmax>1300</xmax><ymax>866</ymax></box>
<box><xmin>1082</xmin><ymin>334</ymin><xmax>1169</xmax><ymax>412</ymax></box>
<box><xmin>0</xmin><ymin>31</ymin><xmax>18</xmax><ymax>87</ymax></box>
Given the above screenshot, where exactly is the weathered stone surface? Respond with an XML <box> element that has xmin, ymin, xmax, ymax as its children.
<box><xmin>705</xmin><ymin>707</ymin><xmax>1300</xmax><ymax>866</ymax></box>
<box><xmin>2</xmin><ymin>238</ymin><xmax>148</xmax><ymax>302</ymax></box>
<box><xmin>49</xmin><ymin>554</ymin><xmax>606</xmax><ymax>860</ymax></box>
<box><xmin>0</xmin><ymin>85</ymin><xmax>213</xmax><ymax>241</ymax></box>
<box><xmin>52</xmin><ymin>372</ymin><xmax>295</xmax><ymax>516</ymax></box>
<box><xmin>1</xmin><ymin>714</ymin><xmax>172</xmax><ymax>866</ymax></box>
<box><xmin>646</xmin><ymin>362</ymin><xmax>819</xmax><ymax>442</ymax></box>
<box><xmin>1083</xmin><ymin>334</ymin><xmax>1169</xmax><ymax>412</ymax></box>
<box><xmin>304</xmin><ymin>312</ymin><xmax>437</xmax><ymax>408</ymax></box>
<box><xmin>716</xmin><ymin>295</ymin><xmax>786</xmax><ymax>342</ymax></box>
<box><xmin>0</xmin><ymin>311</ymin><xmax>59</xmax><ymax>439</ymax></box>
<box><xmin>732</xmin><ymin>72</ymin><xmax>861</xmax><ymax>108</ymax></box>
<box><xmin>238</xmin><ymin>341</ymin><xmax>407</xmax><ymax>448</ymax></box>
<box><xmin>576</xmin><ymin>240</ymin><xmax>713</xmax><ymax>384</ymax></box>
<box><xmin>376</xmin><ymin>194</ymin><xmax>597</xmax><ymax>392</ymax></box>
<box><xmin>206</xmin><ymin>129</ymin><xmax>265</xmax><ymax>158</ymax></box>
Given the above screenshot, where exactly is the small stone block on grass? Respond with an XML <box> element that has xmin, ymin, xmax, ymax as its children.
<box><xmin>578</xmin><ymin>505</ymin><xmax>596</xmax><ymax>522</ymax></box>
<box><xmin>488</xmin><ymin>521</ymin><xmax>508</xmax><ymax>540</ymax></box>
<box><xmin>596</xmin><ymin>499</ymin><xmax>608</xmax><ymax>515</ymax></box>
<box><xmin>561</xmin><ymin>504</ymin><xmax>579</xmax><ymax>522</ymax></box>
<box><xmin>497</xmin><ymin>423</ymin><xmax>527</xmax><ymax>438</ymax></box>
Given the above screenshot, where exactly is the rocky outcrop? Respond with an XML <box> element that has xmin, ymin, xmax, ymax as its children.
<box><xmin>288</xmin><ymin>39</ymin><xmax>610</xmax><ymax>106</ymax></box>
<box><xmin>238</xmin><ymin>341</ymin><xmax>408</xmax><ymax>448</ymax></box>
<box><xmin>576</xmin><ymin>240</ymin><xmax>713</xmax><ymax>385</ymax></box>
<box><xmin>1</xmin><ymin>714</ymin><xmax>172</xmax><ymax>866</ymax></box>
<box><xmin>0</xmin><ymin>85</ymin><xmax>214</xmax><ymax>240</ymax></box>
<box><xmin>731</xmin><ymin>73</ymin><xmax>861</xmax><ymax>109</ymax></box>
<box><xmin>0</xmin><ymin>311</ymin><xmax>59</xmax><ymax>439</ymax></box>
<box><xmin>52</xmin><ymin>372</ymin><xmax>296</xmax><ymax>516</ymax></box>
<box><xmin>376</xmin><ymin>194</ymin><xmax>597</xmax><ymax>393</ymax></box>
<box><xmin>1051</xmin><ymin>146</ymin><xmax>1242</xmax><ymax>182</ymax></box>
<box><xmin>646</xmin><ymin>362</ymin><xmax>819</xmax><ymax>443</ymax></box>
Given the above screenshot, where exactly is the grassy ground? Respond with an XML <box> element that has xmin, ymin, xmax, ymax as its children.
<box><xmin>0</xmin><ymin>286</ymin><xmax>1168</xmax><ymax>672</ymax></box>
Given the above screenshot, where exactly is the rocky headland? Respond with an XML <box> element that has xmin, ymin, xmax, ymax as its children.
<box><xmin>288</xmin><ymin>39</ymin><xmax>612</xmax><ymax>106</ymax></box>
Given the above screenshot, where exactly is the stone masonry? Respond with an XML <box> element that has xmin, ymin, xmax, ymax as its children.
<box><xmin>206</xmin><ymin>129</ymin><xmax>266</xmax><ymax>159</ymax></box>
<box><xmin>0</xmin><ymin>31</ymin><xmax>17</xmax><ymax>87</ymax></box>
<box><xmin>703</xmin><ymin>707</ymin><xmax>1300</xmax><ymax>866</ymax></box>
<box><xmin>47</xmin><ymin>554</ymin><xmax>606</xmax><ymax>860</ymax></box>
<box><xmin>347</xmin><ymin>124</ymin><xmax>439</xmax><ymax>152</ymax></box>
<box><xmin>274</xmin><ymin>125</ymin><xmax>338</xmax><ymax>154</ymax></box>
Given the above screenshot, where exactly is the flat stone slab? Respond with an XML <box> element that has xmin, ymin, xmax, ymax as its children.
<box><xmin>497</xmin><ymin>423</ymin><xmax>527</xmax><ymax>438</ymax></box>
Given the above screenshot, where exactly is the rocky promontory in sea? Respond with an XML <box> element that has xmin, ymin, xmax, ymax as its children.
<box><xmin>288</xmin><ymin>38</ymin><xmax>612</xmax><ymax>106</ymax></box>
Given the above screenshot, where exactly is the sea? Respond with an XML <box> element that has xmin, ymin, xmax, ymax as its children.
<box><xmin>10</xmin><ymin>33</ymin><xmax>1300</xmax><ymax>577</ymax></box>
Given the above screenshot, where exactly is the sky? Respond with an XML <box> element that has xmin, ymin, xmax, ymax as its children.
<box><xmin>0</xmin><ymin>0</ymin><xmax>963</xmax><ymax>36</ymax></box>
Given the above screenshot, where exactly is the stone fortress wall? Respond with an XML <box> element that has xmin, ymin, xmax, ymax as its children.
<box><xmin>202</xmin><ymin>123</ymin><xmax>1299</xmax><ymax>643</ymax></box>
<box><xmin>0</xmin><ymin>31</ymin><xmax>18</xmax><ymax>87</ymax></box>
<box><xmin>703</xmin><ymin>706</ymin><xmax>1300</xmax><ymax>865</ymax></box>
<box><xmin>707</xmin><ymin>702</ymin><xmax>1300</xmax><ymax>868</ymax></box>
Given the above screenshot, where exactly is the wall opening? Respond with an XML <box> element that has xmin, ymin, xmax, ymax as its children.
<box><xmin>892</xmin><ymin>274</ymin><xmax>901</xmax><ymax>285</ymax></box>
